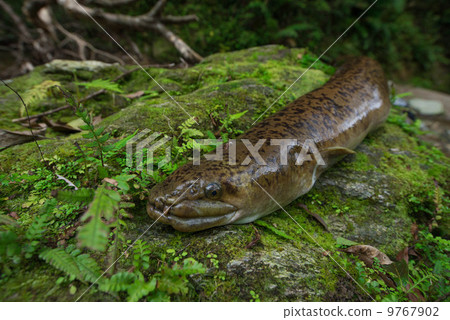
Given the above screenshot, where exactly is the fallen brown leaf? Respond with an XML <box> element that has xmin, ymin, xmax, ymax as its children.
<box><xmin>42</xmin><ymin>116</ymin><xmax>81</xmax><ymax>133</ymax></box>
<box><xmin>104</xmin><ymin>178</ymin><xmax>118</xmax><ymax>186</ymax></box>
<box><xmin>343</xmin><ymin>244</ymin><xmax>393</xmax><ymax>265</ymax></box>
<box><xmin>411</xmin><ymin>223</ymin><xmax>419</xmax><ymax>240</ymax></box>
<box><xmin>8</xmin><ymin>212</ymin><xmax>19</xmax><ymax>220</ymax></box>
<box><xmin>124</xmin><ymin>90</ymin><xmax>145</xmax><ymax>99</ymax></box>
<box><xmin>0</xmin><ymin>128</ymin><xmax>47</xmax><ymax>150</ymax></box>
<box><xmin>396</xmin><ymin>247</ymin><xmax>409</xmax><ymax>264</ymax></box>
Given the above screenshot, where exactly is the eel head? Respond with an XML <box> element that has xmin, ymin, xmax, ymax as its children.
<box><xmin>147</xmin><ymin>162</ymin><xmax>250</xmax><ymax>232</ymax></box>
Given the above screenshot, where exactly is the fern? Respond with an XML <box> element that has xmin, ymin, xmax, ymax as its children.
<box><xmin>77</xmin><ymin>185</ymin><xmax>120</xmax><ymax>251</ymax></box>
<box><xmin>171</xmin><ymin>257</ymin><xmax>206</xmax><ymax>276</ymax></box>
<box><xmin>39</xmin><ymin>247</ymin><xmax>103</xmax><ymax>284</ymax></box>
<box><xmin>75</xmin><ymin>79</ymin><xmax>123</xmax><ymax>93</ymax></box>
<box><xmin>98</xmin><ymin>271</ymin><xmax>136</xmax><ymax>292</ymax></box>
<box><xmin>25</xmin><ymin>213</ymin><xmax>49</xmax><ymax>241</ymax></box>
<box><xmin>178</xmin><ymin>117</ymin><xmax>197</xmax><ymax>131</ymax></box>
<box><xmin>58</xmin><ymin>86</ymin><xmax>112</xmax><ymax>168</ymax></box>
<box><xmin>125</xmin><ymin>277</ymin><xmax>157</xmax><ymax>302</ymax></box>
<box><xmin>40</xmin><ymin>248</ymin><xmax>81</xmax><ymax>279</ymax></box>
<box><xmin>55</xmin><ymin>188</ymin><xmax>95</xmax><ymax>204</ymax></box>
<box><xmin>98</xmin><ymin>271</ymin><xmax>156</xmax><ymax>301</ymax></box>
<box><xmin>22</xmin><ymin>80</ymin><xmax>61</xmax><ymax>116</ymax></box>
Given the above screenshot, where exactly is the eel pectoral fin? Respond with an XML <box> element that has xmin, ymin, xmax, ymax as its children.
<box><xmin>318</xmin><ymin>146</ymin><xmax>356</xmax><ymax>170</ymax></box>
<box><xmin>321</xmin><ymin>146</ymin><xmax>356</xmax><ymax>156</ymax></box>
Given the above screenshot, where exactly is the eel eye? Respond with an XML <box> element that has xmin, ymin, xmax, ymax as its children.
<box><xmin>205</xmin><ymin>183</ymin><xmax>222</xmax><ymax>200</ymax></box>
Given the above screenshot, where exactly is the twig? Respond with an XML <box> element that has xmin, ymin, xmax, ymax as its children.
<box><xmin>1</xmin><ymin>78</ymin><xmax>46</xmax><ymax>163</ymax></box>
<box><xmin>245</xmin><ymin>224</ymin><xmax>261</xmax><ymax>249</ymax></box>
<box><xmin>56</xmin><ymin>174</ymin><xmax>78</xmax><ymax>189</ymax></box>
<box><xmin>12</xmin><ymin>67</ymin><xmax>139</xmax><ymax>122</ymax></box>
<box><xmin>298</xmin><ymin>203</ymin><xmax>330</xmax><ymax>232</ymax></box>
<box><xmin>91</xmin><ymin>0</ymin><xmax>140</xmax><ymax>7</ymax></box>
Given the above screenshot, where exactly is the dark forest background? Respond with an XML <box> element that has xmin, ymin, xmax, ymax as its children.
<box><xmin>1</xmin><ymin>0</ymin><xmax>449</xmax><ymax>92</ymax></box>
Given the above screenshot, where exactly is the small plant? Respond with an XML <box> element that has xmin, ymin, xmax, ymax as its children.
<box><xmin>21</xmin><ymin>80</ymin><xmax>61</xmax><ymax>116</ymax></box>
<box><xmin>55</xmin><ymin>174</ymin><xmax>135</xmax><ymax>252</ymax></box>
<box><xmin>206</xmin><ymin>253</ymin><xmax>219</xmax><ymax>269</ymax></box>
<box><xmin>75</xmin><ymin>79</ymin><xmax>123</xmax><ymax>93</ymax></box>
<box><xmin>249</xmin><ymin>290</ymin><xmax>261</xmax><ymax>302</ymax></box>
<box><xmin>0</xmin><ymin>199</ymin><xmax>54</xmax><ymax>276</ymax></box>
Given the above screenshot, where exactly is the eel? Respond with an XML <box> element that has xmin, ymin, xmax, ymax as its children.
<box><xmin>147</xmin><ymin>57</ymin><xmax>391</xmax><ymax>232</ymax></box>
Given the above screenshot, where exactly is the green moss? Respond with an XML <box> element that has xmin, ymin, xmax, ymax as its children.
<box><xmin>0</xmin><ymin>46</ymin><xmax>448</xmax><ymax>301</ymax></box>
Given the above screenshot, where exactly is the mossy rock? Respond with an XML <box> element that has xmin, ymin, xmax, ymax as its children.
<box><xmin>0</xmin><ymin>45</ymin><xmax>448</xmax><ymax>301</ymax></box>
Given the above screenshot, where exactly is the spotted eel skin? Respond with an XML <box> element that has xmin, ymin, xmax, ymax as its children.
<box><xmin>147</xmin><ymin>57</ymin><xmax>391</xmax><ymax>232</ymax></box>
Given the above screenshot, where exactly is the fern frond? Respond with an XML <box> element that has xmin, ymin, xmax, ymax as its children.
<box><xmin>178</xmin><ymin>117</ymin><xmax>197</xmax><ymax>130</ymax></box>
<box><xmin>98</xmin><ymin>272</ymin><xmax>137</xmax><ymax>292</ymax></box>
<box><xmin>25</xmin><ymin>213</ymin><xmax>50</xmax><ymax>241</ymax></box>
<box><xmin>22</xmin><ymin>80</ymin><xmax>61</xmax><ymax>115</ymax></box>
<box><xmin>78</xmin><ymin>216</ymin><xmax>109</xmax><ymax>252</ymax></box>
<box><xmin>40</xmin><ymin>248</ymin><xmax>83</xmax><ymax>281</ymax></box>
<box><xmin>39</xmin><ymin>248</ymin><xmax>103</xmax><ymax>284</ymax></box>
<box><xmin>126</xmin><ymin>278</ymin><xmax>157</xmax><ymax>302</ymax></box>
<box><xmin>55</xmin><ymin>188</ymin><xmax>95</xmax><ymax>204</ymax></box>
<box><xmin>75</xmin><ymin>79</ymin><xmax>123</xmax><ymax>93</ymax></box>
<box><xmin>77</xmin><ymin>186</ymin><xmax>120</xmax><ymax>251</ymax></box>
<box><xmin>180</xmin><ymin>128</ymin><xmax>204</xmax><ymax>138</ymax></box>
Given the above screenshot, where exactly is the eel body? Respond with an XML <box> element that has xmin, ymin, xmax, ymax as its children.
<box><xmin>147</xmin><ymin>57</ymin><xmax>391</xmax><ymax>232</ymax></box>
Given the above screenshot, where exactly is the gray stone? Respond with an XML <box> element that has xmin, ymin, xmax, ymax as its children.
<box><xmin>409</xmin><ymin>98</ymin><xmax>444</xmax><ymax>115</ymax></box>
<box><xmin>43</xmin><ymin>59</ymin><xmax>118</xmax><ymax>73</ymax></box>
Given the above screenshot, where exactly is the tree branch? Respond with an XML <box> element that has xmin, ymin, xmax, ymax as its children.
<box><xmin>151</xmin><ymin>22</ymin><xmax>203</xmax><ymax>63</ymax></box>
<box><xmin>56</xmin><ymin>0</ymin><xmax>202</xmax><ymax>63</ymax></box>
<box><xmin>0</xmin><ymin>0</ymin><xmax>33</xmax><ymax>40</ymax></box>
<box><xmin>161</xmin><ymin>14</ymin><xmax>199</xmax><ymax>24</ymax></box>
<box><xmin>87</xmin><ymin>0</ymin><xmax>139</xmax><ymax>7</ymax></box>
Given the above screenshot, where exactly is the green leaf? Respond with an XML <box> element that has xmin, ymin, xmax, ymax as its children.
<box><xmin>112</xmin><ymin>174</ymin><xmax>136</xmax><ymax>192</ymax></box>
<box><xmin>78</xmin><ymin>217</ymin><xmax>109</xmax><ymax>251</ymax></box>
<box><xmin>86</xmin><ymin>141</ymin><xmax>99</xmax><ymax>148</ymax></box>
<box><xmin>254</xmin><ymin>220</ymin><xmax>294</xmax><ymax>240</ymax></box>
<box><xmin>79</xmin><ymin>124</ymin><xmax>91</xmax><ymax>131</ymax></box>
<box><xmin>99</xmin><ymin>272</ymin><xmax>137</xmax><ymax>292</ymax></box>
<box><xmin>336</xmin><ymin>237</ymin><xmax>359</xmax><ymax>247</ymax></box>
<box><xmin>228</xmin><ymin>110</ymin><xmax>248</xmax><ymax>121</ymax></box>
<box><xmin>77</xmin><ymin>186</ymin><xmax>120</xmax><ymax>251</ymax></box>
<box><xmin>97</xmin><ymin>165</ymin><xmax>109</xmax><ymax>179</ymax></box>
<box><xmin>126</xmin><ymin>278</ymin><xmax>157</xmax><ymax>302</ymax></box>
<box><xmin>206</xmin><ymin>130</ymin><xmax>216</xmax><ymax>139</ymax></box>
<box><xmin>40</xmin><ymin>248</ymin><xmax>103</xmax><ymax>284</ymax></box>
<box><xmin>75</xmin><ymin>79</ymin><xmax>123</xmax><ymax>93</ymax></box>
<box><xmin>98</xmin><ymin>134</ymin><xmax>110</xmax><ymax>144</ymax></box>
<box><xmin>55</xmin><ymin>188</ymin><xmax>95</xmax><ymax>204</ymax></box>
<box><xmin>40</xmin><ymin>248</ymin><xmax>81</xmax><ymax>280</ymax></box>
<box><xmin>108</xmin><ymin>131</ymin><xmax>138</xmax><ymax>151</ymax></box>
<box><xmin>180</xmin><ymin>128</ymin><xmax>204</xmax><ymax>138</ymax></box>
<box><xmin>82</xmin><ymin>132</ymin><xmax>95</xmax><ymax>139</ymax></box>
<box><xmin>94</xmin><ymin>127</ymin><xmax>106</xmax><ymax>136</ymax></box>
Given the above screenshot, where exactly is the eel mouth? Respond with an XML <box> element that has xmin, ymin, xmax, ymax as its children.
<box><xmin>147</xmin><ymin>199</ymin><xmax>238</xmax><ymax>232</ymax></box>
